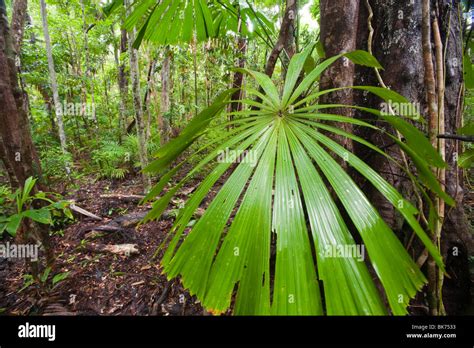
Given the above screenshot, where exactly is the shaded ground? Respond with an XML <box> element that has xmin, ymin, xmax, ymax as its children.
<box><xmin>1</xmin><ymin>175</ymin><xmax>209</xmax><ymax>316</ymax></box>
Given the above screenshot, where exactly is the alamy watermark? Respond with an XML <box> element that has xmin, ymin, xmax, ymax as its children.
<box><xmin>217</xmin><ymin>148</ymin><xmax>257</xmax><ymax>167</ymax></box>
<box><xmin>380</xmin><ymin>101</ymin><xmax>421</xmax><ymax>120</ymax></box>
<box><xmin>0</xmin><ymin>242</ymin><xmax>39</xmax><ymax>262</ymax></box>
<box><xmin>323</xmin><ymin>244</ymin><xmax>365</xmax><ymax>262</ymax></box>
<box><xmin>56</xmin><ymin>101</ymin><xmax>95</xmax><ymax>117</ymax></box>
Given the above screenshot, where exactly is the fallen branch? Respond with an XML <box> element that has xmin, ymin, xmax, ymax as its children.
<box><xmin>69</xmin><ymin>203</ymin><xmax>102</xmax><ymax>221</ymax></box>
<box><xmin>85</xmin><ymin>242</ymin><xmax>139</xmax><ymax>256</ymax></box>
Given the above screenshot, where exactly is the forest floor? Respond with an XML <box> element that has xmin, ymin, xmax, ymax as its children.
<box><xmin>0</xmin><ymin>171</ymin><xmax>471</xmax><ymax>316</ymax></box>
<box><xmin>0</xmin><ymin>174</ymin><xmax>213</xmax><ymax>316</ymax></box>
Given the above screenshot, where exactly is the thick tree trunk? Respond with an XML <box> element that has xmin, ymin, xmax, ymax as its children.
<box><xmin>11</xmin><ymin>0</ymin><xmax>30</xmax><ymax>117</ymax></box>
<box><xmin>319</xmin><ymin>0</ymin><xmax>359</xmax><ymax>154</ymax></box>
<box><xmin>11</xmin><ymin>0</ymin><xmax>27</xmax><ymax>55</ymax></box>
<box><xmin>40</xmin><ymin>0</ymin><xmax>69</xmax><ymax>168</ymax></box>
<box><xmin>435</xmin><ymin>0</ymin><xmax>471</xmax><ymax>316</ymax></box>
<box><xmin>353</xmin><ymin>0</ymin><xmax>426</xmax><ymax>230</ymax></box>
<box><xmin>349</xmin><ymin>0</ymin><xmax>470</xmax><ymax>314</ymax></box>
<box><xmin>0</xmin><ymin>0</ymin><xmax>41</xmax><ymax>186</ymax></box>
<box><xmin>0</xmin><ymin>0</ymin><xmax>52</xmax><ymax>263</ymax></box>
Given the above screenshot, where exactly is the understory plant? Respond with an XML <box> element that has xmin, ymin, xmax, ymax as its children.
<box><xmin>0</xmin><ymin>177</ymin><xmax>73</xmax><ymax>238</ymax></box>
<box><xmin>143</xmin><ymin>46</ymin><xmax>453</xmax><ymax>315</ymax></box>
<box><xmin>91</xmin><ymin>134</ymin><xmax>160</xmax><ymax>179</ymax></box>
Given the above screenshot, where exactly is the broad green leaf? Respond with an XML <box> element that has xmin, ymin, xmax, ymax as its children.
<box><xmin>23</xmin><ymin>209</ymin><xmax>52</xmax><ymax>225</ymax></box>
<box><xmin>6</xmin><ymin>214</ymin><xmax>22</xmax><ymax>236</ymax></box>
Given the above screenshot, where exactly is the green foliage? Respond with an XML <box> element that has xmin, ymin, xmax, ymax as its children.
<box><xmin>20</xmin><ymin>266</ymin><xmax>70</xmax><ymax>293</ymax></box>
<box><xmin>104</xmin><ymin>0</ymin><xmax>274</xmax><ymax>48</ymax></box>
<box><xmin>39</xmin><ymin>146</ymin><xmax>74</xmax><ymax>183</ymax></box>
<box><xmin>143</xmin><ymin>47</ymin><xmax>451</xmax><ymax>315</ymax></box>
<box><xmin>0</xmin><ymin>178</ymin><xmax>73</xmax><ymax>238</ymax></box>
<box><xmin>91</xmin><ymin>140</ymin><xmax>131</xmax><ymax>179</ymax></box>
<box><xmin>90</xmin><ymin>134</ymin><xmax>160</xmax><ymax>179</ymax></box>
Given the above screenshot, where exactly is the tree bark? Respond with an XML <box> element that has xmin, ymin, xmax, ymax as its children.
<box><xmin>348</xmin><ymin>0</ymin><xmax>470</xmax><ymax>314</ymax></box>
<box><xmin>11</xmin><ymin>0</ymin><xmax>27</xmax><ymax>55</ymax></box>
<box><xmin>264</xmin><ymin>0</ymin><xmax>297</xmax><ymax>77</ymax></box>
<box><xmin>434</xmin><ymin>0</ymin><xmax>471</xmax><ymax>316</ymax></box>
<box><xmin>0</xmin><ymin>0</ymin><xmax>52</xmax><ymax>263</ymax></box>
<box><xmin>11</xmin><ymin>0</ymin><xmax>30</xmax><ymax>117</ymax></box>
<box><xmin>319</xmin><ymin>0</ymin><xmax>360</xmax><ymax>156</ymax></box>
<box><xmin>0</xmin><ymin>0</ymin><xmax>41</xmax><ymax>187</ymax></box>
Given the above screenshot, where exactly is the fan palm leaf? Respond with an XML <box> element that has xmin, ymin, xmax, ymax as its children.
<box><xmin>103</xmin><ymin>0</ymin><xmax>274</xmax><ymax>48</ymax></box>
<box><xmin>144</xmin><ymin>46</ymin><xmax>452</xmax><ymax>315</ymax></box>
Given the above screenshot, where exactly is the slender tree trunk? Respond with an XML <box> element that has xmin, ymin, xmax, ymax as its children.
<box><xmin>251</xmin><ymin>0</ymin><xmax>297</xmax><ymax>109</ymax></box>
<box><xmin>80</xmin><ymin>0</ymin><xmax>98</xmax><ymax>128</ymax></box>
<box><xmin>126</xmin><ymin>1</ymin><xmax>150</xmax><ymax>190</ymax></box>
<box><xmin>193</xmin><ymin>37</ymin><xmax>198</xmax><ymax>116</ymax></box>
<box><xmin>143</xmin><ymin>52</ymin><xmax>156</xmax><ymax>141</ymax></box>
<box><xmin>229</xmin><ymin>6</ymin><xmax>247</xmax><ymax>118</ymax></box>
<box><xmin>160</xmin><ymin>46</ymin><xmax>171</xmax><ymax>144</ymax></box>
<box><xmin>36</xmin><ymin>82</ymin><xmax>56</xmax><ymax>133</ymax></box>
<box><xmin>40</xmin><ymin>0</ymin><xmax>69</xmax><ymax>172</ymax></box>
<box><xmin>101</xmin><ymin>60</ymin><xmax>109</xmax><ymax>111</ymax></box>
<box><xmin>113</xmin><ymin>23</ymin><xmax>128</xmax><ymax>141</ymax></box>
<box><xmin>264</xmin><ymin>0</ymin><xmax>297</xmax><ymax>77</ymax></box>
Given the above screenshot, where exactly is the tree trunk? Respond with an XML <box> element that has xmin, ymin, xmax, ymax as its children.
<box><xmin>80</xmin><ymin>0</ymin><xmax>98</xmax><ymax>128</ymax></box>
<box><xmin>319</xmin><ymin>0</ymin><xmax>359</xmax><ymax>154</ymax></box>
<box><xmin>11</xmin><ymin>0</ymin><xmax>30</xmax><ymax>116</ymax></box>
<box><xmin>264</xmin><ymin>0</ymin><xmax>297</xmax><ymax>77</ymax></box>
<box><xmin>11</xmin><ymin>0</ymin><xmax>27</xmax><ymax>55</ymax></box>
<box><xmin>160</xmin><ymin>46</ymin><xmax>171</xmax><ymax>144</ymax></box>
<box><xmin>0</xmin><ymin>0</ymin><xmax>41</xmax><ymax>187</ymax></box>
<box><xmin>434</xmin><ymin>0</ymin><xmax>471</xmax><ymax>316</ymax></box>
<box><xmin>126</xmin><ymin>0</ymin><xmax>150</xmax><ymax>191</ymax></box>
<box><xmin>143</xmin><ymin>52</ymin><xmax>156</xmax><ymax>141</ymax></box>
<box><xmin>40</xmin><ymin>0</ymin><xmax>69</xmax><ymax>171</ymax></box>
<box><xmin>346</xmin><ymin>0</ymin><xmax>470</xmax><ymax>314</ymax></box>
<box><xmin>229</xmin><ymin>6</ymin><xmax>247</xmax><ymax>117</ymax></box>
<box><xmin>0</xmin><ymin>0</ymin><xmax>52</xmax><ymax>263</ymax></box>
<box><xmin>113</xmin><ymin>23</ymin><xmax>128</xmax><ymax>142</ymax></box>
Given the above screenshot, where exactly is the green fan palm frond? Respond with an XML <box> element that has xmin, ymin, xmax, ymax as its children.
<box><xmin>144</xmin><ymin>46</ymin><xmax>452</xmax><ymax>315</ymax></box>
<box><xmin>103</xmin><ymin>0</ymin><xmax>274</xmax><ymax>48</ymax></box>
